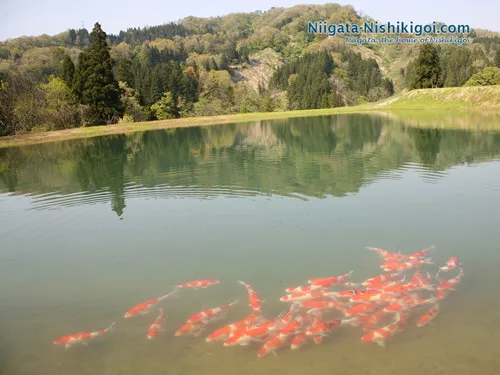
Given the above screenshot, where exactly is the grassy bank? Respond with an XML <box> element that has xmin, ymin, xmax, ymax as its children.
<box><xmin>1</xmin><ymin>86</ymin><xmax>500</xmax><ymax>148</ymax></box>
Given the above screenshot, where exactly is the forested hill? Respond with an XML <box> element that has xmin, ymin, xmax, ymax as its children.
<box><xmin>1</xmin><ymin>4</ymin><xmax>499</xmax><ymax>136</ymax></box>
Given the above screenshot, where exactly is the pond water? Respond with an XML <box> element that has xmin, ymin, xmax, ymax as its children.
<box><xmin>1</xmin><ymin>113</ymin><xmax>500</xmax><ymax>375</ymax></box>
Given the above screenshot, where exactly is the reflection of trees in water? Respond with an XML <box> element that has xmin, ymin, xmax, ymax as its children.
<box><xmin>1</xmin><ymin>114</ymin><xmax>500</xmax><ymax>217</ymax></box>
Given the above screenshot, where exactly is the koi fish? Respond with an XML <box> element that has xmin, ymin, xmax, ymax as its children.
<box><xmin>290</xmin><ymin>333</ymin><xmax>308</xmax><ymax>350</ymax></box>
<box><xmin>280</xmin><ymin>291</ymin><xmax>336</xmax><ymax>302</ymax></box>
<box><xmin>437</xmin><ymin>268</ymin><xmax>464</xmax><ymax>290</ymax></box>
<box><xmin>124</xmin><ymin>290</ymin><xmax>177</xmax><ymax>318</ymax></box>
<box><xmin>238</xmin><ymin>281</ymin><xmax>263</xmax><ymax>313</ymax></box>
<box><xmin>407</xmin><ymin>246</ymin><xmax>435</xmax><ymax>260</ymax></box>
<box><xmin>206</xmin><ymin>312</ymin><xmax>260</xmax><ymax>342</ymax></box>
<box><xmin>362</xmin><ymin>272</ymin><xmax>403</xmax><ymax>287</ymax></box>
<box><xmin>185</xmin><ymin>300</ymin><xmax>238</xmax><ymax>324</ymax></box>
<box><xmin>304</xmin><ymin>319</ymin><xmax>341</xmax><ymax>336</ymax></box>
<box><xmin>417</xmin><ymin>304</ymin><xmax>440</xmax><ymax>327</ymax></box>
<box><xmin>362</xmin><ymin>309</ymin><xmax>388</xmax><ymax>331</ymax></box>
<box><xmin>175</xmin><ymin>321</ymin><xmax>208</xmax><ymax>337</ymax></box>
<box><xmin>53</xmin><ymin>321</ymin><xmax>115</xmax><ymax>349</ymax></box>
<box><xmin>308</xmin><ymin>271</ymin><xmax>353</xmax><ymax>287</ymax></box>
<box><xmin>345</xmin><ymin>302</ymin><xmax>379</xmax><ymax>318</ymax></box>
<box><xmin>257</xmin><ymin>336</ymin><xmax>289</xmax><ymax>358</ymax></box>
<box><xmin>382</xmin><ymin>258</ymin><xmax>433</xmax><ymax>272</ymax></box>
<box><xmin>299</xmin><ymin>300</ymin><xmax>348</xmax><ymax>314</ymax></box>
<box><xmin>147</xmin><ymin>309</ymin><xmax>165</xmax><ymax>339</ymax></box>
<box><xmin>176</xmin><ymin>280</ymin><xmax>219</xmax><ymax>289</ymax></box>
<box><xmin>285</xmin><ymin>284</ymin><xmax>322</xmax><ymax>293</ymax></box>
<box><xmin>361</xmin><ymin>313</ymin><xmax>406</xmax><ymax>347</ymax></box>
<box><xmin>438</xmin><ymin>257</ymin><xmax>460</xmax><ymax>273</ymax></box>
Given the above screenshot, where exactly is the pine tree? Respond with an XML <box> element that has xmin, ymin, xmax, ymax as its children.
<box><xmin>411</xmin><ymin>43</ymin><xmax>443</xmax><ymax>89</ymax></box>
<box><xmin>61</xmin><ymin>54</ymin><xmax>75</xmax><ymax>88</ymax></box>
<box><xmin>73</xmin><ymin>22</ymin><xmax>124</xmax><ymax>125</ymax></box>
<box><xmin>495</xmin><ymin>49</ymin><xmax>500</xmax><ymax>68</ymax></box>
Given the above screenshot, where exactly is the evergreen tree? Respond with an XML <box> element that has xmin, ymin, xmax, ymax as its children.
<box><xmin>411</xmin><ymin>43</ymin><xmax>442</xmax><ymax>89</ymax></box>
<box><xmin>61</xmin><ymin>54</ymin><xmax>75</xmax><ymax>88</ymax></box>
<box><xmin>495</xmin><ymin>49</ymin><xmax>500</xmax><ymax>68</ymax></box>
<box><xmin>115</xmin><ymin>59</ymin><xmax>134</xmax><ymax>87</ymax></box>
<box><xmin>73</xmin><ymin>22</ymin><xmax>124</xmax><ymax>125</ymax></box>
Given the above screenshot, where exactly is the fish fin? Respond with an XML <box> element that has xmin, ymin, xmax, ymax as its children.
<box><xmin>106</xmin><ymin>321</ymin><xmax>116</xmax><ymax>332</ymax></box>
<box><xmin>81</xmin><ymin>341</ymin><xmax>88</xmax><ymax>346</ymax></box>
<box><xmin>376</xmin><ymin>340</ymin><xmax>386</xmax><ymax>349</ymax></box>
<box><xmin>64</xmin><ymin>344</ymin><xmax>71</xmax><ymax>350</ymax></box>
<box><xmin>272</xmin><ymin>351</ymin><xmax>278</xmax><ymax>357</ymax></box>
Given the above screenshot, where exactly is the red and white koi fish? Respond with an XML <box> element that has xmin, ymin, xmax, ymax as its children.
<box><xmin>278</xmin><ymin>309</ymin><xmax>321</xmax><ymax>337</ymax></box>
<box><xmin>290</xmin><ymin>333</ymin><xmax>308</xmax><ymax>350</ymax></box>
<box><xmin>147</xmin><ymin>309</ymin><xmax>165</xmax><ymax>339</ymax></box>
<box><xmin>238</xmin><ymin>281</ymin><xmax>263</xmax><ymax>313</ymax></box>
<box><xmin>53</xmin><ymin>321</ymin><xmax>115</xmax><ymax>349</ymax></box>
<box><xmin>175</xmin><ymin>321</ymin><xmax>208</xmax><ymax>337</ymax></box>
<box><xmin>176</xmin><ymin>280</ymin><xmax>219</xmax><ymax>289</ymax></box>
<box><xmin>417</xmin><ymin>304</ymin><xmax>440</xmax><ymax>327</ymax></box>
<box><xmin>361</xmin><ymin>312</ymin><xmax>407</xmax><ymax>347</ymax></box>
<box><xmin>299</xmin><ymin>300</ymin><xmax>348</xmax><ymax>314</ymax></box>
<box><xmin>185</xmin><ymin>300</ymin><xmax>238</xmax><ymax>324</ymax></box>
<box><xmin>223</xmin><ymin>320</ymin><xmax>277</xmax><ymax>347</ymax></box>
<box><xmin>206</xmin><ymin>312</ymin><xmax>261</xmax><ymax>342</ymax></box>
<box><xmin>285</xmin><ymin>284</ymin><xmax>322</xmax><ymax>293</ymax></box>
<box><xmin>383</xmin><ymin>258</ymin><xmax>433</xmax><ymax>272</ymax></box>
<box><xmin>124</xmin><ymin>290</ymin><xmax>177</xmax><ymax>318</ymax></box>
<box><xmin>438</xmin><ymin>257</ymin><xmax>460</xmax><ymax>273</ymax></box>
<box><xmin>436</xmin><ymin>289</ymin><xmax>450</xmax><ymax>301</ymax></box>
<box><xmin>345</xmin><ymin>302</ymin><xmax>379</xmax><ymax>318</ymax></box>
<box><xmin>362</xmin><ymin>309</ymin><xmax>388</xmax><ymax>331</ymax></box>
<box><xmin>308</xmin><ymin>271</ymin><xmax>353</xmax><ymax>287</ymax></box>
<box><xmin>362</xmin><ymin>272</ymin><xmax>403</xmax><ymax>287</ymax></box>
<box><xmin>280</xmin><ymin>291</ymin><xmax>336</xmax><ymax>302</ymax></box>
<box><xmin>304</xmin><ymin>319</ymin><xmax>341</xmax><ymax>336</ymax></box>
<box><xmin>406</xmin><ymin>246</ymin><xmax>435</xmax><ymax>260</ymax></box>
<box><xmin>366</xmin><ymin>247</ymin><xmax>398</xmax><ymax>259</ymax></box>
<box><xmin>257</xmin><ymin>335</ymin><xmax>289</xmax><ymax>358</ymax></box>
<box><xmin>437</xmin><ymin>268</ymin><xmax>464</xmax><ymax>291</ymax></box>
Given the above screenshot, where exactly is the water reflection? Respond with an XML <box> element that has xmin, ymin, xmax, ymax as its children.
<box><xmin>1</xmin><ymin>113</ymin><xmax>500</xmax><ymax>217</ymax></box>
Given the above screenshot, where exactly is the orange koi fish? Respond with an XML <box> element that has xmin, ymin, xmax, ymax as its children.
<box><xmin>362</xmin><ymin>272</ymin><xmax>403</xmax><ymax>287</ymax></box>
<box><xmin>362</xmin><ymin>309</ymin><xmax>388</xmax><ymax>331</ymax></box>
<box><xmin>124</xmin><ymin>290</ymin><xmax>177</xmax><ymax>318</ymax></box>
<box><xmin>407</xmin><ymin>246</ymin><xmax>435</xmax><ymax>260</ymax></box>
<box><xmin>176</xmin><ymin>280</ymin><xmax>219</xmax><ymax>289</ymax></box>
<box><xmin>53</xmin><ymin>321</ymin><xmax>115</xmax><ymax>349</ymax></box>
<box><xmin>417</xmin><ymin>304</ymin><xmax>440</xmax><ymax>327</ymax></box>
<box><xmin>304</xmin><ymin>319</ymin><xmax>341</xmax><ymax>336</ymax></box>
<box><xmin>285</xmin><ymin>284</ymin><xmax>322</xmax><ymax>293</ymax></box>
<box><xmin>299</xmin><ymin>300</ymin><xmax>348</xmax><ymax>314</ymax></box>
<box><xmin>383</xmin><ymin>258</ymin><xmax>432</xmax><ymax>272</ymax></box>
<box><xmin>308</xmin><ymin>271</ymin><xmax>353</xmax><ymax>287</ymax></box>
<box><xmin>280</xmin><ymin>291</ymin><xmax>336</xmax><ymax>302</ymax></box>
<box><xmin>206</xmin><ymin>312</ymin><xmax>260</xmax><ymax>342</ymax></box>
<box><xmin>175</xmin><ymin>321</ymin><xmax>208</xmax><ymax>337</ymax></box>
<box><xmin>345</xmin><ymin>302</ymin><xmax>379</xmax><ymax>318</ymax></box>
<box><xmin>147</xmin><ymin>309</ymin><xmax>165</xmax><ymax>339</ymax></box>
<box><xmin>238</xmin><ymin>281</ymin><xmax>263</xmax><ymax>313</ymax></box>
<box><xmin>290</xmin><ymin>333</ymin><xmax>308</xmax><ymax>350</ymax></box>
<box><xmin>361</xmin><ymin>312</ymin><xmax>406</xmax><ymax>347</ymax></box>
<box><xmin>257</xmin><ymin>335</ymin><xmax>289</xmax><ymax>358</ymax></box>
<box><xmin>185</xmin><ymin>300</ymin><xmax>238</xmax><ymax>324</ymax></box>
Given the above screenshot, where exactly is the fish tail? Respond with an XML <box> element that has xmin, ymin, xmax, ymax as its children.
<box><xmin>106</xmin><ymin>321</ymin><xmax>116</xmax><ymax>332</ymax></box>
<box><xmin>160</xmin><ymin>290</ymin><xmax>178</xmax><ymax>301</ymax></box>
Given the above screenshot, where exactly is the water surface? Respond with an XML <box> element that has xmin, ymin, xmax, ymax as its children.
<box><xmin>1</xmin><ymin>113</ymin><xmax>500</xmax><ymax>375</ymax></box>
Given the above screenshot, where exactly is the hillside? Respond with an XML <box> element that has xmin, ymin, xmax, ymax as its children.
<box><xmin>0</xmin><ymin>3</ymin><xmax>499</xmax><ymax>136</ymax></box>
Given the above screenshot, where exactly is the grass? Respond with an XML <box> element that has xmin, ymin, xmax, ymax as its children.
<box><xmin>1</xmin><ymin>86</ymin><xmax>500</xmax><ymax>148</ymax></box>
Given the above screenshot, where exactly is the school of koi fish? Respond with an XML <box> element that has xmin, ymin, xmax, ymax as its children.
<box><xmin>53</xmin><ymin>246</ymin><xmax>464</xmax><ymax>358</ymax></box>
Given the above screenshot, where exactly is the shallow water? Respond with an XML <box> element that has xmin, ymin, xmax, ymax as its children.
<box><xmin>1</xmin><ymin>113</ymin><xmax>500</xmax><ymax>375</ymax></box>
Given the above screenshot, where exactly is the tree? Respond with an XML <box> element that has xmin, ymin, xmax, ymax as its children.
<box><xmin>151</xmin><ymin>91</ymin><xmax>178</xmax><ymax>119</ymax></box>
<box><xmin>464</xmin><ymin>67</ymin><xmax>500</xmax><ymax>86</ymax></box>
<box><xmin>73</xmin><ymin>22</ymin><xmax>124</xmax><ymax>125</ymax></box>
<box><xmin>411</xmin><ymin>43</ymin><xmax>443</xmax><ymax>89</ymax></box>
<box><xmin>495</xmin><ymin>49</ymin><xmax>500</xmax><ymax>68</ymax></box>
<box><xmin>61</xmin><ymin>54</ymin><xmax>75</xmax><ymax>88</ymax></box>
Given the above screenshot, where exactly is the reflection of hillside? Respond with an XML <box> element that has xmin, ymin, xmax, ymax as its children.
<box><xmin>1</xmin><ymin>114</ymin><xmax>500</xmax><ymax>216</ymax></box>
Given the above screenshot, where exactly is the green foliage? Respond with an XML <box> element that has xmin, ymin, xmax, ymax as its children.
<box><xmin>73</xmin><ymin>23</ymin><xmax>124</xmax><ymax>125</ymax></box>
<box><xmin>61</xmin><ymin>54</ymin><xmax>75</xmax><ymax>87</ymax></box>
<box><xmin>495</xmin><ymin>49</ymin><xmax>500</xmax><ymax>68</ymax></box>
<box><xmin>464</xmin><ymin>67</ymin><xmax>500</xmax><ymax>86</ymax></box>
<box><xmin>410</xmin><ymin>44</ymin><xmax>443</xmax><ymax>89</ymax></box>
<box><xmin>151</xmin><ymin>91</ymin><xmax>178</xmax><ymax>120</ymax></box>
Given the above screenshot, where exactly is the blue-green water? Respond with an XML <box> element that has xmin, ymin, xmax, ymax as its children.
<box><xmin>1</xmin><ymin>114</ymin><xmax>500</xmax><ymax>375</ymax></box>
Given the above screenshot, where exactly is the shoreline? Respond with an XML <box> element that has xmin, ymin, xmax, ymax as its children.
<box><xmin>1</xmin><ymin>105</ymin><xmax>499</xmax><ymax>149</ymax></box>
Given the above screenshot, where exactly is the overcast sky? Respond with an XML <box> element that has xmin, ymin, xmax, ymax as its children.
<box><xmin>1</xmin><ymin>0</ymin><xmax>498</xmax><ymax>41</ymax></box>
